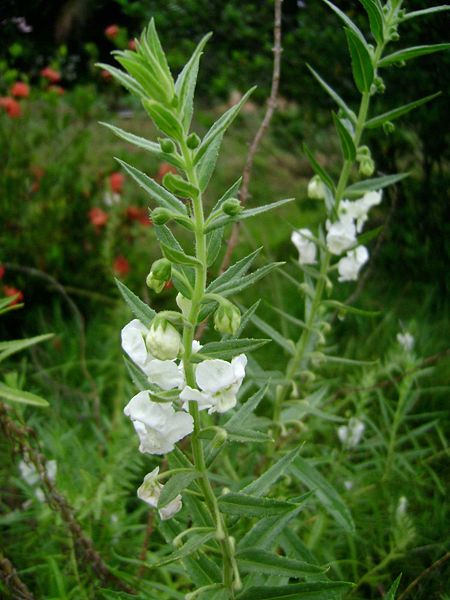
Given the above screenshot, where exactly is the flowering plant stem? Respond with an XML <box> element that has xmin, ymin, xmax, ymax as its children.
<box><xmin>180</xmin><ymin>142</ymin><xmax>239</xmax><ymax>595</ymax></box>
<box><xmin>273</xmin><ymin>4</ymin><xmax>396</xmax><ymax>423</ymax></box>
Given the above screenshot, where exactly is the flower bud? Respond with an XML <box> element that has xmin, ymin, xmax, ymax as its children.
<box><xmin>307</xmin><ymin>175</ymin><xmax>325</xmax><ymax>200</ymax></box>
<box><xmin>222</xmin><ymin>198</ymin><xmax>243</xmax><ymax>217</ymax></box>
<box><xmin>176</xmin><ymin>293</ymin><xmax>192</xmax><ymax>317</ymax></box>
<box><xmin>186</xmin><ymin>132</ymin><xmax>200</xmax><ymax>149</ymax></box>
<box><xmin>359</xmin><ymin>157</ymin><xmax>375</xmax><ymax>177</ymax></box>
<box><xmin>159</xmin><ymin>138</ymin><xmax>175</xmax><ymax>154</ymax></box>
<box><xmin>214</xmin><ymin>301</ymin><xmax>241</xmax><ymax>335</ymax></box>
<box><xmin>383</xmin><ymin>121</ymin><xmax>395</xmax><ymax>134</ymax></box>
<box><xmin>146</xmin><ymin>318</ymin><xmax>182</xmax><ymax>360</ymax></box>
<box><xmin>146</xmin><ymin>258</ymin><xmax>172</xmax><ymax>293</ymax></box>
<box><xmin>151</xmin><ymin>207</ymin><xmax>173</xmax><ymax>225</ymax></box>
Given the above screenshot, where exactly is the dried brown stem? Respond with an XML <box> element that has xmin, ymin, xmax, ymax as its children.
<box><xmin>0</xmin><ymin>553</ymin><xmax>35</xmax><ymax>600</ymax></box>
<box><xmin>0</xmin><ymin>404</ymin><xmax>135</xmax><ymax>595</ymax></box>
<box><xmin>196</xmin><ymin>0</ymin><xmax>284</xmax><ymax>339</ymax></box>
<box><xmin>397</xmin><ymin>551</ymin><xmax>450</xmax><ymax>600</ymax></box>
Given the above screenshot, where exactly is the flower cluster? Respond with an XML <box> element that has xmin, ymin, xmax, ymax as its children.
<box><xmin>338</xmin><ymin>417</ymin><xmax>365</xmax><ymax>449</ymax></box>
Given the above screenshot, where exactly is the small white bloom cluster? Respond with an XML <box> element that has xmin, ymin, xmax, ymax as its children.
<box><xmin>291</xmin><ymin>229</ymin><xmax>316</xmax><ymax>265</ymax></box>
<box><xmin>338</xmin><ymin>417</ymin><xmax>365</xmax><ymax>448</ymax></box>
<box><xmin>121</xmin><ymin>316</ymin><xmax>248</xmax><ymax>519</ymax></box>
<box><xmin>19</xmin><ymin>458</ymin><xmax>57</xmax><ymax>503</ymax></box>
<box><xmin>397</xmin><ymin>331</ymin><xmax>414</xmax><ymax>352</ymax></box>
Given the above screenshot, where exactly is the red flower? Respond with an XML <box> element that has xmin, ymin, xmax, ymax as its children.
<box><xmin>126</xmin><ymin>206</ymin><xmax>152</xmax><ymax>226</ymax></box>
<box><xmin>0</xmin><ymin>97</ymin><xmax>21</xmax><ymax>118</ymax></box>
<box><xmin>89</xmin><ymin>207</ymin><xmax>109</xmax><ymax>228</ymax></box>
<box><xmin>3</xmin><ymin>286</ymin><xmax>24</xmax><ymax>305</ymax></box>
<box><xmin>109</xmin><ymin>171</ymin><xmax>124</xmax><ymax>194</ymax></box>
<box><xmin>40</xmin><ymin>67</ymin><xmax>61</xmax><ymax>83</ymax></box>
<box><xmin>157</xmin><ymin>162</ymin><xmax>177</xmax><ymax>181</ymax></box>
<box><xmin>48</xmin><ymin>85</ymin><xmax>65</xmax><ymax>95</ymax></box>
<box><xmin>10</xmin><ymin>82</ymin><xmax>30</xmax><ymax>98</ymax></box>
<box><xmin>101</xmin><ymin>69</ymin><xmax>112</xmax><ymax>81</ymax></box>
<box><xmin>105</xmin><ymin>24</ymin><xmax>119</xmax><ymax>39</ymax></box>
<box><xmin>113</xmin><ymin>256</ymin><xmax>130</xmax><ymax>277</ymax></box>
<box><xmin>0</xmin><ymin>265</ymin><xmax>5</xmax><ymax>280</ymax></box>
<box><xmin>128</xmin><ymin>39</ymin><xmax>136</xmax><ymax>50</ymax></box>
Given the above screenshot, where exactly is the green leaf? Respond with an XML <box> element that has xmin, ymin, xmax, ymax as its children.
<box><xmin>332</xmin><ymin>113</ymin><xmax>356</xmax><ymax>161</ymax></box>
<box><xmin>344</xmin><ymin>173</ymin><xmax>408</xmax><ymax>197</ymax></box>
<box><xmin>239</xmin><ymin>503</ymin><xmax>306</xmax><ymax>550</ymax></box>
<box><xmin>95</xmin><ymin>63</ymin><xmax>146</xmax><ymax>98</ymax></box>
<box><xmin>402</xmin><ymin>6</ymin><xmax>450</xmax><ymax>21</ymax></box>
<box><xmin>0</xmin><ymin>333</ymin><xmax>54</xmax><ymax>364</ymax></box>
<box><xmin>115</xmin><ymin>54</ymin><xmax>169</xmax><ymax>102</ymax></box>
<box><xmin>322</xmin><ymin>0</ymin><xmax>367</xmax><ymax>45</ymax></box>
<box><xmin>290</xmin><ymin>457</ymin><xmax>354</xmax><ymax>532</ymax></box>
<box><xmin>115</xmin><ymin>278</ymin><xmax>156</xmax><ymax>324</ymax></box>
<box><xmin>195</xmin><ymin>87</ymin><xmax>256</xmax><ymax>163</ymax></box>
<box><xmin>385</xmin><ymin>574</ymin><xmax>402</xmax><ymax>600</ymax></box>
<box><xmin>142</xmin><ymin>99</ymin><xmax>184</xmax><ymax>140</ymax></box>
<box><xmin>218</xmin><ymin>493</ymin><xmax>297</xmax><ymax>517</ymax></box>
<box><xmin>208</xmin><ymin>248</ymin><xmax>261</xmax><ymax>293</ymax></box>
<box><xmin>161</xmin><ymin>242</ymin><xmax>201</xmax><ymax>267</ymax></box>
<box><xmin>206</xmin><ymin>198</ymin><xmax>295</xmax><ymax>232</ymax></box>
<box><xmin>149</xmin><ymin>531</ymin><xmax>215</xmax><ymax>568</ymax></box>
<box><xmin>303</xmin><ymin>145</ymin><xmax>335</xmax><ymax>192</ymax></box>
<box><xmin>227</xmin><ymin>428</ymin><xmax>273</xmax><ymax>444</ymax></box>
<box><xmin>241</xmin><ymin>447</ymin><xmax>301</xmax><ymax>497</ymax></box>
<box><xmin>380</xmin><ymin>44</ymin><xmax>450</xmax><ymax>67</ymax></box>
<box><xmin>100</xmin><ymin>122</ymin><xmax>182</xmax><ymax>168</ymax></box>
<box><xmin>0</xmin><ymin>382</ymin><xmax>49</xmax><ymax>407</ymax></box>
<box><xmin>345</xmin><ymin>28</ymin><xmax>374</xmax><ymax>93</ymax></box>
<box><xmin>158</xmin><ymin>471</ymin><xmax>200</xmax><ymax>508</ymax></box>
<box><xmin>210</xmin><ymin>177</ymin><xmax>242</xmax><ymax>213</ymax></box>
<box><xmin>236</xmin><ymin>581</ymin><xmax>352</xmax><ymax>599</ymax></box>
<box><xmin>237</xmin><ymin>549</ymin><xmax>325</xmax><ymax>578</ymax></box>
<box><xmin>197</xmin><ymin>133</ymin><xmax>224</xmax><ymax>191</ymax></box>
<box><xmin>124</xmin><ymin>358</ymin><xmax>149</xmax><ymax>391</ymax></box>
<box><xmin>206</xmin><ymin>227</ymin><xmax>224</xmax><ymax>267</ymax></box>
<box><xmin>306</xmin><ymin>65</ymin><xmax>356</xmax><ymax>123</ymax></box>
<box><xmin>212</xmin><ymin>263</ymin><xmax>285</xmax><ymax>298</ymax></box>
<box><xmin>146</xmin><ymin>19</ymin><xmax>173</xmax><ymax>84</ymax></box>
<box><xmin>175</xmin><ymin>33</ymin><xmax>212</xmax><ymax>130</ymax></box>
<box><xmin>322</xmin><ymin>299</ymin><xmax>380</xmax><ymax>317</ymax></box>
<box><xmin>225</xmin><ymin>384</ymin><xmax>268</xmax><ymax>429</ymax></box>
<box><xmin>229</xmin><ymin>300</ymin><xmax>261</xmax><ymax>339</ymax></box>
<box><xmin>245</xmin><ymin>309</ymin><xmax>294</xmax><ymax>355</ymax></box>
<box><xmin>358</xmin><ymin>0</ymin><xmax>384</xmax><ymax>44</ymax></box>
<box><xmin>115</xmin><ymin>159</ymin><xmax>187</xmax><ymax>215</ymax></box>
<box><xmin>365</xmin><ymin>93</ymin><xmax>441</xmax><ymax>129</ymax></box>
<box><xmin>194</xmin><ymin>338</ymin><xmax>270</xmax><ymax>361</ymax></box>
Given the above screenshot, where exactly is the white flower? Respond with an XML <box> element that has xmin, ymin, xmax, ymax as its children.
<box><xmin>344</xmin><ymin>480</ymin><xmax>354</xmax><ymax>491</ymax></box>
<box><xmin>147</xmin><ymin>359</ymin><xmax>185</xmax><ymax>391</ymax></box>
<box><xmin>103</xmin><ymin>191</ymin><xmax>121</xmax><ymax>206</ymax></box>
<box><xmin>326</xmin><ymin>219</ymin><xmax>356</xmax><ymax>255</ymax></box>
<box><xmin>397</xmin><ymin>332</ymin><xmax>414</xmax><ymax>352</ymax></box>
<box><xmin>19</xmin><ymin>458</ymin><xmax>57</xmax><ymax>502</ymax></box>
<box><xmin>124</xmin><ymin>391</ymin><xmax>193</xmax><ymax>455</ymax></box>
<box><xmin>291</xmin><ymin>228</ymin><xmax>317</xmax><ymax>265</ymax></box>
<box><xmin>337</xmin><ymin>245</ymin><xmax>369</xmax><ymax>282</ymax></box>
<box><xmin>180</xmin><ymin>354</ymin><xmax>247</xmax><ymax>414</ymax></box>
<box><xmin>396</xmin><ymin>496</ymin><xmax>408</xmax><ymax>521</ymax></box>
<box><xmin>307</xmin><ymin>175</ymin><xmax>325</xmax><ymax>200</ymax></box>
<box><xmin>137</xmin><ymin>467</ymin><xmax>183</xmax><ymax>520</ymax></box>
<box><xmin>339</xmin><ymin>190</ymin><xmax>382</xmax><ymax>233</ymax></box>
<box><xmin>338</xmin><ymin>417</ymin><xmax>365</xmax><ymax>448</ymax></box>
<box><xmin>146</xmin><ymin>320</ymin><xmax>182</xmax><ymax>361</ymax></box>
<box><xmin>176</xmin><ymin>293</ymin><xmax>192</xmax><ymax>318</ymax></box>
<box><xmin>121</xmin><ymin>319</ymin><xmax>154</xmax><ymax>374</ymax></box>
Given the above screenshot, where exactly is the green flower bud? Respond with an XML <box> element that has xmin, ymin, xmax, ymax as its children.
<box><xmin>222</xmin><ymin>198</ymin><xmax>243</xmax><ymax>217</ymax></box>
<box><xmin>146</xmin><ymin>317</ymin><xmax>182</xmax><ymax>360</ymax></box>
<box><xmin>359</xmin><ymin>157</ymin><xmax>375</xmax><ymax>177</ymax></box>
<box><xmin>383</xmin><ymin>121</ymin><xmax>395</xmax><ymax>134</ymax></box>
<box><xmin>159</xmin><ymin>138</ymin><xmax>175</xmax><ymax>154</ymax></box>
<box><xmin>151</xmin><ymin>207</ymin><xmax>173</xmax><ymax>225</ymax></box>
<box><xmin>186</xmin><ymin>133</ymin><xmax>201</xmax><ymax>149</ymax></box>
<box><xmin>146</xmin><ymin>258</ymin><xmax>172</xmax><ymax>293</ymax></box>
<box><xmin>214</xmin><ymin>301</ymin><xmax>241</xmax><ymax>335</ymax></box>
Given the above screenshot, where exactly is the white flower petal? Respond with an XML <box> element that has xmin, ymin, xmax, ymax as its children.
<box><xmin>291</xmin><ymin>228</ymin><xmax>317</xmax><ymax>265</ymax></box>
<box><xmin>121</xmin><ymin>319</ymin><xmax>151</xmax><ymax>368</ymax></box>
<box><xmin>147</xmin><ymin>359</ymin><xmax>184</xmax><ymax>391</ymax></box>
<box><xmin>180</xmin><ymin>385</ymin><xmax>213</xmax><ymax>411</ymax></box>
<box><xmin>195</xmin><ymin>359</ymin><xmax>235</xmax><ymax>393</ymax></box>
<box><xmin>159</xmin><ymin>495</ymin><xmax>182</xmax><ymax>520</ymax></box>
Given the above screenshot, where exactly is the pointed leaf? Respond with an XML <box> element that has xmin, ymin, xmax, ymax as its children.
<box><xmin>149</xmin><ymin>532</ymin><xmax>215</xmax><ymax>568</ymax></box>
<box><xmin>197</xmin><ymin>132</ymin><xmax>224</xmax><ymax>191</ymax></box>
<box><xmin>344</xmin><ymin>173</ymin><xmax>408</xmax><ymax>196</ymax></box>
<box><xmin>403</xmin><ymin>6</ymin><xmax>450</xmax><ymax>20</ymax></box>
<box><xmin>115</xmin><ymin>278</ymin><xmax>156</xmax><ymax>324</ymax></box>
<box><xmin>237</xmin><ymin>549</ymin><xmax>325</xmax><ymax>578</ymax></box>
<box><xmin>161</xmin><ymin>242</ymin><xmax>201</xmax><ymax>267</ymax></box>
<box><xmin>206</xmin><ymin>198</ymin><xmax>295</xmax><ymax>232</ymax></box>
<box><xmin>306</xmin><ymin>65</ymin><xmax>356</xmax><ymax>123</ymax></box>
<box><xmin>322</xmin><ymin>0</ymin><xmax>367</xmax><ymax>45</ymax></box>
<box><xmin>333</xmin><ymin>113</ymin><xmax>356</xmax><ymax>160</ymax></box>
<box><xmin>226</xmin><ymin>384</ymin><xmax>268</xmax><ymax>429</ymax></box>
<box><xmin>303</xmin><ymin>145</ymin><xmax>335</xmax><ymax>192</ymax></box>
<box><xmin>236</xmin><ymin>581</ymin><xmax>352</xmax><ymax>600</ymax></box>
<box><xmin>95</xmin><ymin>63</ymin><xmax>146</xmax><ymax>98</ymax></box>
<box><xmin>241</xmin><ymin>447</ymin><xmax>301</xmax><ymax>497</ymax></box>
<box><xmin>0</xmin><ymin>383</ymin><xmax>49</xmax><ymax>407</ymax></box>
<box><xmin>158</xmin><ymin>471</ymin><xmax>200</xmax><ymax>508</ymax></box>
<box><xmin>210</xmin><ymin>177</ymin><xmax>242</xmax><ymax>213</ymax></box>
<box><xmin>380</xmin><ymin>44</ymin><xmax>450</xmax><ymax>67</ymax></box>
<box><xmin>0</xmin><ymin>333</ymin><xmax>54</xmax><ymax>364</ymax></box>
<box><xmin>194</xmin><ymin>338</ymin><xmax>270</xmax><ymax>361</ymax></box>
<box><xmin>365</xmin><ymin>93</ymin><xmax>441</xmax><ymax>128</ymax></box>
<box><xmin>239</xmin><ymin>504</ymin><xmax>306</xmax><ymax>550</ymax></box>
<box><xmin>207</xmin><ymin>248</ymin><xmax>261</xmax><ymax>293</ymax></box>
<box><xmin>115</xmin><ymin>159</ymin><xmax>187</xmax><ymax>215</ymax></box>
<box><xmin>142</xmin><ymin>99</ymin><xmax>184</xmax><ymax>140</ymax></box>
<box><xmin>358</xmin><ymin>0</ymin><xmax>384</xmax><ymax>44</ymax></box>
<box><xmin>218</xmin><ymin>493</ymin><xmax>297</xmax><ymax>517</ymax></box>
<box><xmin>385</xmin><ymin>575</ymin><xmax>402</xmax><ymax>600</ymax></box>
<box><xmin>246</xmin><ymin>311</ymin><xmax>294</xmax><ymax>356</ymax></box>
<box><xmin>345</xmin><ymin>28</ymin><xmax>374</xmax><ymax>93</ymax></box>
<box><xmin>206</xmin><ymin>227</ymin><xmax>224</xmax><ymax>267</ymax></box>
<box><xmin>212</xmin><ymin>263</ymin><xmax>285</xmax><ymax>297</ymax></box>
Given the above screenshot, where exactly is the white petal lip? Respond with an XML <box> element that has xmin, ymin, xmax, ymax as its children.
<box><xmin>121</xmin><ymin>319</ymin><xmax>150</xmax><ymax>367</ymax></box>
<box><xmin>147</xmin><ymin>359</ymin><xmax>184</xmax><ymax>391</ymax></box>
<box><xmin>124</xmin><ymin>391</ymin><xmax>168</xmax><ymax>429</ymax></box>
<box><xmin>195</xmin><ymin>359</ymin><xmax>236</xmax><ymax>394</ymax></box>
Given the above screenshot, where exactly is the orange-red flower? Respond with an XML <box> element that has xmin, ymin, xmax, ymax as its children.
<box><xmin>109</xmin><ymin>171</ymin><xmax>124</xmax><ymax>194</ymax></box>
<box><xmin>48</xmin><ymin>85</ymin><xmax>65</xmax><ymax>95</ymax></box>
<box><xmin>105</xmin><ymin>24</ymin><xmax>119</xmax><ymax>39</ymax></box>
<box><xmin>126</xmin><ymin>206</ymin><xmax>152</xmax><ymax>226</ymax></box>
<box><xmin>0</xmin><ymin>265</ymin><xmax>5</xmax><ymax>280</ymax></box>
<box><xmin>101</xmin><ymin>69</ymin><xmax>113</xmax><ymax>81</ymax></box>
<box><xmin>10</xmin><ymin>82</ymin><xmax>30</xmax><ymax>98</ymax></box>
<box><xmin>89</xmin><ymin>207</ymin><xmax>109</xmax><ymax>228</ymax></box>
<box><xmin>0</xmin><ymin>97</ymin><xmax>21</xmax><ymax>118</ymax></box>
<box><xmin>113</xmin><ymin>256</ymin><xmax>130</xmax><ymax>277</ymax></box>
<box><xmin>128</xmin><ymin>39</ymin><xmax>137</xmax><ymax>50</ymax></box>
<box><xmin>157</xmin><ymin>162</ymin><xmax>177</xmax><ymax>181</ymax></box>
<box><xmin>40</xmin><ymin>67</ymin><xmax>61</xmax><ymax>83</ymax></box>
<box><xmin>3</xmin><ymin>286</ymin><xmax>24</xmax><ymax>305</ymax></box>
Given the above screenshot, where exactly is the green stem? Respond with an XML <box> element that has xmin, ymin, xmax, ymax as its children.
<box><xmin>180</xmin><ymin>141</ymin><xmax>238</xmax><ymax>597</ymax></box>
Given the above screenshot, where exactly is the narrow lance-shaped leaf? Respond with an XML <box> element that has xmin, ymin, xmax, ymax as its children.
<box><xmin>207</xmin><ymin>248</ymin><xmax>261</xmax><ymax>293</ymax></box>
<box><xmin>218</xmin><ymin>493</ymin><xmax>297</xmax><ymax>517</ymax></box>
<box><xmin>214</xmin><ymin>263</ymin><xmax>285</xmax><ymax>298</ymax></box>
<box><xmin>241</xmin><ymin>447</ymin><xmax>301</xmax><ymax>497</ymax></box>
<box><xmin>160</xmin><ymin>242</ymin><xmax>201</xmax><ymax>267</ymax></box>
<box><xmin>0</xmin><ymin>333</ymin><xmax>54</xmax><ymax>364</ymax></box>
<box><xmin>236</xmin><ymin>549</ymin><xmax>325</xmax><ymax>578</ymax></box>
<box><xmin>149</xmin><ymin>532</ymin><xmax>215</xmax><ymax>568</ymax></box>
<box><xmin>303</xmin><ymin>144</ymin><xmax>335</xmax><ymax>192</ymax></box>
<box><xmin>115</xmin><ymin>278</ymin><xmax>156</xmax><ymax>324</ymax></box>
<box><xmin>344</xmin><ymin>173</ymin><xmax>409</xmax><ymax>196</ymax></box>
<box><xmin>158</xmin><ymin>471</ymin><xmax>200</xmax><ymax>508</ymax></box>
<box><xmin>197</xmin><ymin>132</ymin><xmax>223</xmax><ymax>191</ymax></box>
<box><xmin>115</xmin><ymin>158</ymin><xmax>187</xmax><ymax>215</ymax></box>
<box><xmin>205</xmin><ymin>198</ymin><xmax>295</xmax><ymax>232</ymax></box>
<box><xmin>194</xmin><ymin>338</ymin><xmax>270</xmax><ymax>361</ymax></box>
<box><xmin>142</xmin><ymin>99</ymin><xmax>184</xmax><ymax>140</ymax></box>
<box><xmin>210</xmin><ymin>176</ymin><xmax>242</xmax><ymax>213</ymax></box>
<box><xmin>402</xmin><ymin>5</ymin><xmax>450</xmax><ymax>21</ymax></box>
<box><xmin>306</xmin><ymin>65</ymin><xmax>356</xmax><ymax>123</ymax></box>
<box><xmin>379</xmin><ymin>44</ymin><xmax>450</xmax><ymax>67</ymax></box>
<box><xmin>236</xmin><ymin>581</ymin><xmax>353</xmax><ymax>600</ymax></box>
<box><xmin>225</xmin><ymin>383</ymin><xmax>268</xmax><ymax>429</ymax></box>
<box><xmin>0</xmin><ymin>382</ymin><xmax>49</xmax><ymax>407</ymax></box>
<box><xmin>206</xmin><ymin>226</ymin><xmax>224</xmax><ymax>267</ymax></box>
<box><xmin>322</xmin><ymin>0</ymin><xmax>368</xmax><ymax>45</ymax></box>
<box><xmin>365</xmin><ymin>92</ymin><xmax>442</xmax><ymax>129</ymax></box>
<box><xmin>333</xmin><ymin>113</ymin><xmax>356</xmax><ymax>160</ymax></box>
<box><xmin>358</xmin><ymin>0</ymin><xmax>384</xmax><ymax>45</ymax></box>
<box><xmin>246</xmin><ymin>310</ymin><xmax>295</xmax><ymax>356</ymax></box>
<box><xmin>95</xmin><ymin>63</ymin><xmax>146</xmax><ymax>98</ymax></box>
<box><xmin>345</xmin><ymin>27</ymin><xmax>374</xmax><ymax>93</ymax></box>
